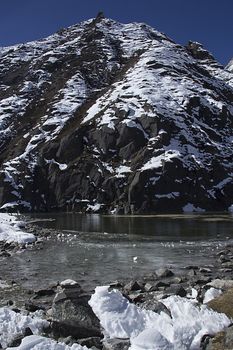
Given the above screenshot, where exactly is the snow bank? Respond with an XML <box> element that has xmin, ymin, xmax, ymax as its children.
<box><xmin>89</xmin><ymin>286</ymin><xmax>231</xmax><ymax>350</ymax></box>
<box><xmin>0</xmin><ymin>308</ymin><xmax>48</xmax><ymax>348</ymax></box>
<box><xmin>6</xmin><ymin>335</ymin><xmax>88</xmax><ymax>350</ymax></box>
<box><xmin>0</xmin><ymin>213</ymin><xmax>36</xmax><ymax>244</ymax></box>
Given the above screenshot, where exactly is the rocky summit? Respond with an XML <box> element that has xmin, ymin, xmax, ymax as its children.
<box><xmin>0</xmin><ymin>14</ymin><xmax>233</xmax><ymax>213</ymax></box>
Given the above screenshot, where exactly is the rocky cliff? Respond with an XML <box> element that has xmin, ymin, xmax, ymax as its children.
<box><xmin>0</xmin><ymin>14</ymin><xmax>233</xmax><ymax>213</ymax></box>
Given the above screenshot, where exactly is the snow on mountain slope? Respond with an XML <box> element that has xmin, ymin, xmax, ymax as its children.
<box><xmin>0</xmin><ymin>14</ymin><xmax>233</xmax><ymax>213</ymax></box>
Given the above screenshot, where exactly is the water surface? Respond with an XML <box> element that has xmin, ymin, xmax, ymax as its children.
<box><xmin>1</xmin><ymin>213</ymin><xmax>233</xmax><ymax>290</ymax></box>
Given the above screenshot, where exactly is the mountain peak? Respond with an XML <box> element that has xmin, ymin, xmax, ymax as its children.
<box><xmin>96</xmin><ymin>11</ymin><xmax>105</xmax><ymax>21</ymax></box>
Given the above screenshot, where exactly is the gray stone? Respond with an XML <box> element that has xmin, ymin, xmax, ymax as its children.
<box><xmin>51</xmin><ymin>286</ymin><xmax>101</xmax><ymax>339</ymax></box>
<box><xmin>124</xmin><ymin>281</ymin><xmax>143</xmax><ymax>293</ymax></box>
<box><xmin>207</xmin><ymin>279</ymin><xmax>233</xmax><ymax>290</ymax></box>
<box><xmin>78</xmin><ymin>337</ymin><xmax>103</xmax><ymax>349</ymax></box>
<box><xmin>156</xmin><ymin>268</ymin><xmax>174</xmax><ymax>278</ymax></box>
<box><xmin>103</xmin><ymin>338</ymin><xmax>130</xmax><ymax>350</ymax></box>
<box><xmin>165</xmin><ymin>284</ymin><xmax>187</xmax><ymax>297</ymax></box>
<box><xmin>144</xmin><ymin>282</ymin><xmax>157</xmax><ymax>292</ymax></box>
<box><xmin>140</xmin><ymin>299</ymin><xmax>171</xmax><ymax>317</ymax></box>
<box><xmin>199</xmin><ymin>268</ymin><xmax>212</xmax><ymax>273</ymax></box>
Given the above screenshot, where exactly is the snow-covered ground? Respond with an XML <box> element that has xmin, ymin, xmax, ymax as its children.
<box><xmin>0</xmin><ymin>284</ymin><xmax>231</xmax><ymax>350</ymax></box>
<box><xmin>0</xmin><ymin>213</ymin><xmax>35</xmax><ymax>244</ymax></box>
<box><xmin>89</xmin><ymin>286</ymin><xmax>231</xmax><ymax>350</ymax></box>
<box><xmin>0</xmin><ymin>308</ymin><xmax>48</xmax><ymax>348</ymax></box>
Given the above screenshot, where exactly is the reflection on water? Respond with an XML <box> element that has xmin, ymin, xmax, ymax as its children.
<box><xmin>30</xmin><ymin>212</ymin><xmax>233</xmax><ymax>240</ymax></box>
<box><xmin>2</xmin><ymin>213</ymin><xmax>233</xmax><ymax>290</ymax></box>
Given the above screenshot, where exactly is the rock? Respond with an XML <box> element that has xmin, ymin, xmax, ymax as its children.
<box><xmin>218</xmin><ymin>255</ymin><xmax>230</xmax><ymax>263</ymax></box>
<box><xmin>207</xmin><ymin>279</ymin><xmax>233</xmax><ymax>290</ymax></box>
<box><xmin>186</xmin><ymin>41</ymin><xmax>215</xmax><ymax>60</ymax></box>
<box><xmin>156</xmin><ymin>268</ymin><xmax>174</xmax><ymax>278</ymax></box>
<box><xmin>144</xmin><ymin>282</ymin><xmax>157</xmax><ymax>292</ymax></box>
<box><xmin>109</xmin><ymin>281</ymin><xmax>123</xmax><ymax>288</ymax></box>
<box><xmin>165</xmin><ymin>284</ymin><xmax>187</xmax><ymax>297</ymax></box>
<box><xmin>154</xmin><ymin>281</ymin><xmax>170</xmax><ymax>289</ymax></box>
<box><xmin>217</xmin><ymin>250</ymin><xmax>230</xmax><ymax>256</ymax></box>
<box><xmin>124</xmin><ymin>281</ymin><xmax>143</xmax><ymax>293</ymax></box>
<box><xmin>34</xmin><ymin>288</ymin><xmax>55</xmax><ymax>297</ymax></box>
<box><xmin>187</xmin><ymin>269</ymin><xmax>197</xmax><ymax>277</ymax></box>
<box><xmin>128</xmin><ymin>293</ymin><xmax>144</xmax><ymax>303</ymax></box>
<box><xmin>199</xmin><ymin>268</ymin><xmax>212</xmax><ymax>273</ymax></box>
<box><xmin>103</xmin><ymin>338</ymin><xmax>130</xmax><ymax>350</ymax></box>
<box><xmin>170</xmin><ymin>277</ymin><xmax>183</xmax><ymax>284</ymax></box>
<box><xmin>207</xmin><ymin>288</ymin><xmax>233</xmax><ymax>318</ymax></box>
<box><xmin>221</xmin><ymin>262</ymin><xmax>233</xmax><ymax>268</ymax></box>
<box><xmin>140</xmin><ymin>299</ymin><xmax>171</xmax><ymax>317</ymax></box>
<box><xmin>195</xmin><ymin>276</ymin><xmax>211</xmax><ymax>285</ymax></box>
<box><xmin>78</xmin><ymin>337</ymin><xmax>102</xmax><ymax>349</ymax></box>
<box><xmin>60</xmin><ymin>336</ymin><xmax>74</xmax><ymax>345</ymax></box>
<box><xmin>225</xmin><ymin>326</ymin><xmax>233</xmax><ymax>349</ymax></box>
<box><xmin>51</xmin><ymin>284</ymin><xmax>101</xmax><ymax>339</ymax></box>
<box><xmin>60</xmin><ymin>279</ymin><xmax>80</xmax><ymax>288</ymax></box>
<box><xmin>23</xmin><ymin>328</ymin><xmax>33</xmax><ymax>337</ymax></box>
<box><xmin>25</xmin><ymin>301</ymin><xmax>44</xmax><ymax>312</ymax></box>
<box><xmin>185</xmin><ymin>265</ymin><xmax>199</xmax><ymax>270</ymax></box>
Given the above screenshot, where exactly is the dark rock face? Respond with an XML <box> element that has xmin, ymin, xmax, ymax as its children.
<box><xmin>0</xmin><ymin>16</ymin><xmax>233</xmax><ymax>213</ymax></box>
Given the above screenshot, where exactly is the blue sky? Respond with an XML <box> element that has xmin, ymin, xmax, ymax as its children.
<box><xmin>0</xmin><ymin>0</ymin><xmax>232</xmax><ymax>65</ymax></box>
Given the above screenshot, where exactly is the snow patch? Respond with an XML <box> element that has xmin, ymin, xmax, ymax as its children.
<box><xmin>183</xmin><ymin>203</ymin><xmax>205</xmax><ymax>213</ymax></box>
<box><xmin>6</xmin><ymin>335</ymin><xmax>88</xmax><ymax>350</ymax></box>
<box><xmin>0</xmin><ymin>308</ymin><xmax>48</xmax><ymax>348</ymax></box>
<box><xmin>0</xmin><ymin>213</ymin><xmax>36</xmax><ymax>244</ymax></box>
<box><xmin>141</xmin><ymin>151</ymin><xmax>180</xmax><ymax>172</ymax></box>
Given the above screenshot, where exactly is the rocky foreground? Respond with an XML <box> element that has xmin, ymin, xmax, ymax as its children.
<box><xmin>1</xmin><ymin>236</ymin><xmax>233</xmax><ymax>349</ymax></box>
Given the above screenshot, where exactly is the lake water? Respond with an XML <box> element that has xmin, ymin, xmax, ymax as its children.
<box><xmin>1</xmin><ymin>213</ymin><xmax>233</xmax><ymax>291</ymax></box>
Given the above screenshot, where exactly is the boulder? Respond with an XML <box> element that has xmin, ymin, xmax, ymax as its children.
<box><xmin>51</xmin><ymin>283</ymin><xmax>101</xmax><ymax>339</ymax></box>
<box><xmin>207</xmin><ymin>288</ymin><xmax>233</xmax><ymax>318</ymax></box>
<box><xmin>165</xmin><ymin>284</ymin><xmax>187</xmax><ymax>297</ymax></box>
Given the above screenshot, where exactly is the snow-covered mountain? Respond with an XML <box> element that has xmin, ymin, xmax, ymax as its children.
<box><xmin>0</xmin><ymin>13</ymin><xmax>233</xmax><ymax>213</ymax></box>
<box><xmin>226</xmin><ymin>58</ymin><xmax>233</xmax><ymax>72</ymax></box>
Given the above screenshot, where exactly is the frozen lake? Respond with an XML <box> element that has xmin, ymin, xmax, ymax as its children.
<box><xmin>1</xmin><ymin>213</ymin><xmax>233</xmax><ymax>290</ymax></box>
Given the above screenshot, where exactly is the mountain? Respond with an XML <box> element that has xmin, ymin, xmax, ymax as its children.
<box><xmin>226</xmin><ymin>58</ymin><xmax>233</xmax><ymax>72</ymax></box>
<box><xmin>0</xmin><ymin>14</ymin><xmax>233</xmax><ymax>213</ymax></box>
